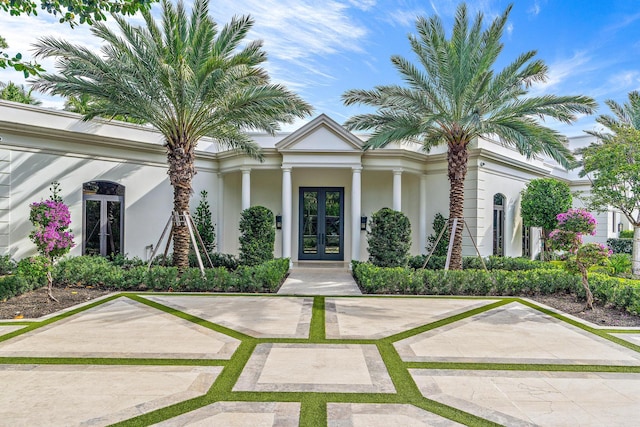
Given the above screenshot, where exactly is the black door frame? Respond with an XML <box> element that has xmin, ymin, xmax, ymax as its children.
<box><xmin>298</xmin><ymin>187</ymin><xmax>344</xmax><ymax>261</ymax></box>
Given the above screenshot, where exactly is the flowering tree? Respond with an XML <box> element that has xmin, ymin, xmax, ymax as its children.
<box><xmin>28</xmin><ymin>182</ymin><xmax>74</xmax><ymax>301</ymax></box>
<box><xmin>549</xmin><ymin>209</ymin><xmax>610</xmax><ymax>309</ymax></box>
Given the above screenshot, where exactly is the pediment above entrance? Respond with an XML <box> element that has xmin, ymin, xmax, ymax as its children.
<box><xmin>276</xmin><ymin>114</ymin><xmax>363</xmax><ymax>153</ymax></box>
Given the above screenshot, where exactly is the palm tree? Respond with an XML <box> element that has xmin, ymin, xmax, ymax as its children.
<box><xmin>33</xmin><ymin>0</ymin><xmax>312</xmax><ymax>269</ymax></box>
<box><xmin>64</xmin><ymin>94</ymin><xmax>146</xmax><ymax>124</ymax></box>
<box><xmin>587</xmin><ymin>91</ymin><xmax>640</xmax><ymax>140</ymax></box>
<box><xmin>342</xmin><ymin>3</ymin><xmax>595</xmax><ymax>269</ymax></box>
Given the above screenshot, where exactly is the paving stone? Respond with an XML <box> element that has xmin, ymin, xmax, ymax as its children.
<box><xmin>143</xmin><ymin>295</ymin><xmax>312</xmax><ymax>338</ymax></box>
<box><xmin>0</xmin><ymin>364</ymin><xmax>221</xmax><ymax>426</ymax></box>
<box><xmin>0</xmin><ymin>297</ymin><xmax>239</xmax><ymax>359</ymax></box>
<box><xmin>327</xmin><ymin>403</ymin><xmax>465</xmax><ymax>426</ymax></box>
<box><xmin>395</xmin><ymin>302</ymin><xmax>640</xmax><ymax>365</ymax></box>
<box><xmin>411</xmin><ymin>369</ymin><xmax>640</xmax><ymax>427</ymax></box>
<box><xmin>278</xmin><ymin>268</ymin><xmax>361</xmax><ymax>295</ymax></box>
<box><xmin>234</xmin><ymin>343</ymin><xmax>395</xmax><ymax>393</ymax></box>
<box><xmin>326</xmin><ymin>297</ymin><xmax>495</xmax><ymax>339</ymax></box>
<box><xmin>154</xmin><ymin>402</ymin><xmax>300</xmax><ymax>426</ymax></box>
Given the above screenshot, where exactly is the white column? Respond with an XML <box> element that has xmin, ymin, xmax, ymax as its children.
<box><xmin>419</xmin><ymin>173</ymin><xmax>428</xmax><ymax>254</ymax></box>
<box><xmin>393</xmin><ymin>168</ymin><xmax>403</xmax><ymax>211</ymax></box>
<box><xmin>241</xmin><ymin>167</ymin><xmax>251</xmax><ymax>210</ymax></box>
<box><xmin>217</xmin><ymin>172</ymin><xmax>224</xmax><ymax>252</ymax></box>
<box><xmin>282</xmin><ymin>167</ymin><xmax>292</xmax><ymax>263</ymax></box>
<box><xmin>351</xmin><ymin>166</ymin><xmax>362</xmax><ymax>263</ymax></box>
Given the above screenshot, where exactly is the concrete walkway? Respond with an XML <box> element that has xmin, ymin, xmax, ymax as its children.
<box><xmin>1</xmin><ymin>273</ymin><xmax>639</xmax><ymax>426</ymax></box>
<box><xmin>277</xmin><ymin>263</ymin><xmax>362</xmax><ymax>295</ymax></box>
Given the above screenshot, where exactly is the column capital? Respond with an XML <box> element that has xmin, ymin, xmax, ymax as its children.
<box><xmin>393</xmin><ymin>168</ymin><xmax>404</xmax><ymax>175</ymax></box>
<box><xmin>351</xmin><ymin>166</ymin><xmax>363</xmax><ymax>172</ymax></box>
<box><xmin>281</xmin><ymin>165</ymin><xmax>293</xmax><ymax>172</ymax></box>
<box><xmin>241</xmin><ymin>167</ymin><xmax>251</xmax><ymax>173</ymax></box>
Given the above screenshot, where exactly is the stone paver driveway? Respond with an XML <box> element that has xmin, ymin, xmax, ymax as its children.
<box><xmin>1</xmin><ymin>292</ymin><xmax>639</xmax><ymax>426</ymax></box>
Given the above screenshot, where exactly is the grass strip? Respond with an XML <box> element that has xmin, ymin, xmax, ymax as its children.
<box><xmin>310</xmin><ymin>296</ymin><xmax>325</xmax><ymax>341</ymax></box>
<box><xmin>385</xmin><ymin>299</ymin><xmax>515</xmax><ymax>343</ymax></box>
<box><xmin>299</xmin><ymin>397</ymin><xmax>327</xmax><ymax>426</ymax></box>
<box><xmin>126</xmin><ymin>294</ymin><xmax>251</xmax><ymax>341</ymax></box>
<box><xmin>405</xmin><ymin>361</ymin><xmax>640</xmax><ymax>373</ymax></box>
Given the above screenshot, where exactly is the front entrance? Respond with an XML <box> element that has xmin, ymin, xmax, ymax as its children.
<box><xmin>299</xmin><ymin>187</ymin><xmax>344</xmax><ymax>260</ymax></box>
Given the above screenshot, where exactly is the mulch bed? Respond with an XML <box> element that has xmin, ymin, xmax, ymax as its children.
<box><xmin>1</xmin><ymin>286</ymin><xmax>640</xmax><ymax>327</ymax></box>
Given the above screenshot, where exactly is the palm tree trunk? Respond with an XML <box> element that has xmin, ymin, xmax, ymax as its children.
<box><xmin>167</xmin><ymin>144</ymin><xmax>196</xmax><ymax>271</ymax></box>
<box><xmin>447</xmin><ymin>141</ymin><xmax>469</xmax><ymax>270</ymax></box>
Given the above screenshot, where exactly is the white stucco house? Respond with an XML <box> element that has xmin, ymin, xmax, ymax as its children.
<box><xmin>0</xmin><ymin>100</ymin><xmax>625</xmax><ymax>264</ymax></box>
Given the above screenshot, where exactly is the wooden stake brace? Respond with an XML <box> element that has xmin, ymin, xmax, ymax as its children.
<box><xmin>147</xmin><ymin>211</ymin><xmax>213</xmax><ymax>276</ymax></box>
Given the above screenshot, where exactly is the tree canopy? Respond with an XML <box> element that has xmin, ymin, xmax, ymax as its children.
<box><xmin>521</xmin><ymin>178</ymin><xmax>572</xmax><ymax>232</ymax></box>
<box><xmin>33</xmin><ymin>0</ymin><xmax>312</xmax><ymax>269</ymax></box>
<box><xmin>342</xmin><ymin>3</ymin><xmax>595</xmax><ymax>268</ymax></box>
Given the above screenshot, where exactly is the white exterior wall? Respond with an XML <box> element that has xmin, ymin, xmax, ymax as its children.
<box><xmin>0</xmin><ymin>104</ymin><xmax>618</xmax><ymax>263</ymax></box>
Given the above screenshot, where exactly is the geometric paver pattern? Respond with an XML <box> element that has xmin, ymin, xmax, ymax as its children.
<box><xmin>1</xmin><ymin>290</ymin><xmax>639</xmax><ymax>426</ymax></box>
<box><xmin>411</xmin><ymin>369</ymin><xmax>640</xmax><ymax>427</ymax></box>
<box><xmin>143</xmin><ymin>295</ymin><xmax>312</xmax><ymax>338</ymax></box>
<box><xmin>395</xmin><ymin>302</ymin><xmax>640</xmax><ymax>365</ymax></box>
<box><xmin>326</xmin><ymin>297</ymin><xmax>495</xmax><ymax>339</ymax></box>
<box><xmin>0</xmin><ymin>298</ymin><xmax>240</xmax><ymax>359</ymax></box>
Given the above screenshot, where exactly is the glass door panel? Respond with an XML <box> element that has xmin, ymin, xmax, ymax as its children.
<box><xmin>106</xmin><ymin>201</ymin><xmax>122</xmax><ymax>256</ymax></box>
<box><xmin>324</xmin><ymin>191</ymin><xmax>341</xmax><ymax>255</ymax></box>
<box><xmin>84</xmin><ymin>200</ymin><xmax>101</xmax><ymax>256</ymax></box>
<box><xmin>302</xmin><ymin>191</ymin><xmax>318</xmax><ymax>255</ymax></box>
<box><xmin>299</xmin><ymin>188</ymin><xmax>343</xmax><ymax>260</ymax></box>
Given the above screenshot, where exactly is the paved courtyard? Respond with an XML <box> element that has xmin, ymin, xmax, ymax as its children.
<box><xmin>0</xmin><ymin>268</ymin><xmax>639</xmax><ymax>426</ymax></box>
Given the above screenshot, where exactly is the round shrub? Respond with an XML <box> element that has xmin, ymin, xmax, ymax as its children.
<box><xmin>367</xmin><ymin>207</ymin><xmax>411</xmax><ymax>267</ymax></box>
<box><xmin>239</xmin><ymin>206</ymin><xmax>275</xmax><ymax>266</ymax></box>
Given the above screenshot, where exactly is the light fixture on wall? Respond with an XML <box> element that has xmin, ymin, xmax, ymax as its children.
<box><xmin>618</xmin><ymin>222</ymin><xmax>623</xmax><ymax>232</ymax></box>
<box><xmin>360</xmin><ymin>216</ymin><xmax>367</xmax><ymax>231</ymax></box>
<box><xmin>275</xmin><ymin>215</ymin><xmax>282</xmax><ymax>230</ymax></box>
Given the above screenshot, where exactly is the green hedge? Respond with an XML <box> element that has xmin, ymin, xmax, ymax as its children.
<box><xmin>353</xmin><ymin>262</ymin><xmax>640</xmax><ymax>315</ymax></box>
<box><xmin>0</xmin><ymin>274</ymin><xmax>37</xmax><ymax>301</ymax></box>
<box><xmin>353</xmin><ymin>262</ymin><xmax>579</xmax><ymax>296</ymax></box>
<box><xmin>408</xmin><ymin>255</ymin><xmax>556</xmax><ymax>271</ymax></box>
<box><xmin>51</xmin><ymin>256</ymin><xmax>289</xmax><ymax>293</ymax></box>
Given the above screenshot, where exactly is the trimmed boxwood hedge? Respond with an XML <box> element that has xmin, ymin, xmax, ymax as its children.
<box><xmin>408</xmin><ymin>255</ymin><xmax>556</xmax><ymax>271</ymax></box>
<box><xmin>52</xmin><ymin>256</ymin><xmax>289</xmax><ymax>293</ymax></box>
<box><xmin>352</xmin><ymin>261</ymin><xmax>640</xmax><ymax>315</ymax></box>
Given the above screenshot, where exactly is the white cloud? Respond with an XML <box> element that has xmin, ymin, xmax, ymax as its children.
<box><xmin>528</xmin><ymin>1</ymin><xmax>541</xmax><ymax>17</ymax></box>
<box><xmin>530</xmin><ymin>51</ymin><xmax>591</xmax><ymax>96</ymax></box>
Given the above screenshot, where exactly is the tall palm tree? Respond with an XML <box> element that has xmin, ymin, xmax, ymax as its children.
<box><xmin>33</xmin><ymin>0</ymin><xmax>312</xmax><ymax>269</ymax></box>
<box><xmin>64</xmin><ymin>94</ymin><xmax>147</xmax><ymax>124</ymax></box>
<box><xmin>342</xmin><ymin>3</ymin><xmax>595</xmax><ymax>269</ymax></box>
<box><xmin>587</xmin><ymin>91</ymin><xmax>640</xmax><ymax>140</ymax></box>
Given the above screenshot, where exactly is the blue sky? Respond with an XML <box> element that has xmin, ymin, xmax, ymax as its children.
<box><xmin>1</xmin><ymin>0</ymin><xmax>640</xmax><ymax>137</ymax></box>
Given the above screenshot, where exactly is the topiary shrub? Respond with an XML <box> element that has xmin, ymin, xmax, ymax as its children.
<box><xmin>367</xmin><ymin>207</ymin><xmax>411</xmax><ymax>267</ymax></box>
<box><xmin>239</xmin><ymin>206</ymin><xmax>275</xmax><ymax>266</ymax></box>
<box><xmin>426</xmin><ymin>213</ymin><xmax>449</xmax><ymax>256</ymax></box>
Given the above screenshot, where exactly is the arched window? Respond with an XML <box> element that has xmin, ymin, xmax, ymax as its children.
<box><xmin>493</xmin><ymin>194</ymin><xmax>505</xmax><ymax>256</ymax></box>
<box><xmin>83</xmin><ymin>181</ymin><xmax>125</xmax><ymax>256</ymax></box>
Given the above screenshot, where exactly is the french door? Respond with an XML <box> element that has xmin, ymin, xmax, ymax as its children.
<box><xmin>299</xmin><ymin>187</ymin><xmax>344</xmax><ymax>260</ymax></box>
<box><xmin>84</xmin><ymin>195</ymin><xmax>123</xmax><ymax>257</ymax></box>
